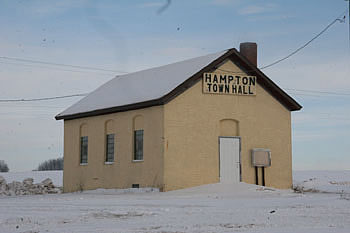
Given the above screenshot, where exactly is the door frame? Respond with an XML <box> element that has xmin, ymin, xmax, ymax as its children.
<box><xmin>218</xmin><ymin>136</ymin><xmax>242</xmax><ymax>182</ymax></box>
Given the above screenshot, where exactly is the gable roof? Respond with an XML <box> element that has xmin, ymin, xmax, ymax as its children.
<box><xmin>55</xmin><ymin>48</ymin><xmax>302</xmax><ymax>120</ymax></box>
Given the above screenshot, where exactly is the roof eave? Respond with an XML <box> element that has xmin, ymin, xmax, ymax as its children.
<box><xmin>55</xmin><ymin>98</ymin><xmax>164</xmax><ymax>120</ymax></box>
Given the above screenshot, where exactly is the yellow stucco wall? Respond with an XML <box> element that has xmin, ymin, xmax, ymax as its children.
<box><xmin>63</xmin><ymin>106</ymin><xmax>164</xmax><ymax>192</ymax></box>
<box><xmin>163</xmin><ymin>59</ymin><xmax>292</xmax><ymax>191</ymax></box>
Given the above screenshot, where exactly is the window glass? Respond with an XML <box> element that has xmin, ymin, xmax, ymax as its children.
<box><xmin>134</xmin><ymin>130</ymin><xmax>143</xmax><ymax>160</ymax></box>
<box><xmin>80</xmin><ymin>136</ymin><xmax>88</xmax><ymax>164</ymax></box>
<box><xmin>106</xmin><ymin>134</ymin><xmax>115</xmax><ymax>162</ymax></box>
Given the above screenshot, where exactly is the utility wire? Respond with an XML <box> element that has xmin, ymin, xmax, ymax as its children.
<box><xmin>288</xmin><ymin>92</ymin><xmax>350</xmax><ymax>98</ymax></box>
<box><xmin>1</xmin><ymin>9</ymin><xmax>346</xmax><ymax>77</ymax></box>
<box><xmin>0</xmin><ymin>93</ymin><xmax>87</xmax><ymax>102</ymax></box>
<box><xmin>0</xmin><ymin>61</ymin><xmax>115</xmax><ymax>76</ymax></box>
<box><xmin>216</xmin><ymin>9</ymin><xmax>347</xmax><ymax>72</ymax></box>
<box><xmin>1</xmin><ymin>87</ymin><xmax>350</xmax><ymax>103</ymax></box>
<box><xmin>260</xmin><ymin>9</ymin><xmax>347</xmax><ymax>69</ymax></box>
<box><xmin>288</xmin><ymin>93</ymin><xmax>327</xmax><ymax>97</ymax></box>
<box><xmin>0</xmin><ymin>56</ymin><xmax>129</xmax><ymax>74</ymax></box>
<box><xmin>0</xmin><ymin>10</ymin><xmax>347</xmax><ymax>103</ymax></box>
<box><xmin>285</xmin><ymin>88</ymin><xmax>350</xmax><ymax>96</ymax></box>
<box><xmin>214</xmin><ymin>10</ymin><xmax>347</xmax><ymax>75</ymax></box>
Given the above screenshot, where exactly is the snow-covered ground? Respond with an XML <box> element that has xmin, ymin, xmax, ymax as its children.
<box><xmin>0</xmin><ymin>170</ymin><xmax>349</xmax><ymax>233</ymax></box>
<box><xmin>293</xmin><ymin>170</ymin><xmax>350</xmax><ymax>194</ymax></box>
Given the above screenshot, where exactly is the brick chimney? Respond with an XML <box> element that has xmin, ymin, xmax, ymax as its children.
<box><xmin>239</xmin><ymin>42</ymin><xmax>257</xmax><ymax>67</ymax></box>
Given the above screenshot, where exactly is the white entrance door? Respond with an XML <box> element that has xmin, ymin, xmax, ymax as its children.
<box><xmin>219</xmin><ymin>137</ymin><xmax>240</xmax><ymax>183</ymax></box>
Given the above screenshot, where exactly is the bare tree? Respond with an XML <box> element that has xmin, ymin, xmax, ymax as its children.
<box><xmin>0</xmin><ymin>160</ymin><xmax>9</xmax><ymax>172</ymax></box>
<box><xmin>37</xmin><ymin>157</ymin><xmax>63</xmax><ymax>171</ymax></box>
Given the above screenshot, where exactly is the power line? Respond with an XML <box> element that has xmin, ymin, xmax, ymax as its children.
<box><xmin>0</xmin><ymin>93</ymin><xmax>87</xmax><ymax>102</ymax></box>
<box><xmin>214</xmin><ymin>10</ymin><xmax>348</xmax><ymax>74</ymax></box>
<box><xmin>1</xmin><ymin>86</ymin><xmax>350</xmax><ymax>104</ymax></box>
<box><xmin>288</xmin><ymin>92</ymin><xmax>350</xmax><ymax>98</ymax></box>
<box><xmin>0</xmin><ymin>56</ymin><xmax>129</xmax><ymax>74</ymax></box>
<box><xmin>260</xmin><ymin>9</ymin><xmax>347</xmax><ymax>69</ymax></box>
<box><xmin>285</xmin><ymin>88</ymin><xmax>350</xmax><ymax>96</ymax></box>
<box><xmin>288</xmin><ymin>93</ymin><xmax>326</xmax><ymax>97</ymax></box>
<box><xmin>0</xmin><ymin>61</ymin><xmax>116</xmax><ymax>76</ymax></box>
<box><xmin>217</xmin><ymin>9</ymin><xmax>348</xmax><ymax>72</ymax></box>
<box><xmin>1</xmin><ymin>10</ymin><xmax>345</xmax><ymax>77</ymax></box>
<box><xmin>0</xmin><ymin>10</ymin><xmax>348</xmax><ymax>104</ymax></box>
<box><xmin>0</xmin><ymin>104</ymin><xmax>66</xmax><ymax>109</ymax></box>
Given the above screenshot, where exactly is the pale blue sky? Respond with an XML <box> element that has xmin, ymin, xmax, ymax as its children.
<box><xmin>0</xmin><ymin>0</ymin><xmax>349</xmax><ymax>171</ymax></box>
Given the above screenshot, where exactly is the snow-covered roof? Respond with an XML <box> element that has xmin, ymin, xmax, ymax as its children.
<box><xmin>56</xmin><ymin>48</ymin><xmax>301</xmax><ymax>120</ymax></box>
<box><xmin>56</xmin><ymin>50</ymin><xmax>228</xmax><ymax>119</ymax></box>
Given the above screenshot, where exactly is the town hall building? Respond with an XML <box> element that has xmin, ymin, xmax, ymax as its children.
<box><xmin>56</xmin><ymin>43</ymin><xmax>302</xmax><ymax>192</ymax></box>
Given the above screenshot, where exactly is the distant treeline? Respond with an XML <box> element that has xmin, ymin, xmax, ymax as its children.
<box><xmin>0</xmin><ymin>160</ymin><xmax>9</xmax><ymax>172</ymax></box>
<box><xmin>37</xmin><ymin>157</ymin><xmax>63</xmax><ymax>171</ymax></box>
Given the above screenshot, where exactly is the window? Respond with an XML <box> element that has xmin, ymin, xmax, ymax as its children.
<box><xmin>80</xmin><ymin>136</ymin><xmax>88</xmax><ymax>164</ymax></box>
<box><xmin>134</xmin><ymin>130</ymin><xmax>143</xmax><ymax>161</ymax></box>
<box><xmin>106</xmin><ymin>134</ymin><xmax>115</xmax><ymax>163</ymax></box>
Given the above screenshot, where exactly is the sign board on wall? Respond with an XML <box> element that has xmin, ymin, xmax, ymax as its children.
<box><xmin>203</xmin><ymin>72</ymin><xmax>256</xmax><ymax>95</ymax></box>
<box><xmin>251</xmin><ymin>148</ymin><xmax>271</xmax><ymax>167</ymax></box>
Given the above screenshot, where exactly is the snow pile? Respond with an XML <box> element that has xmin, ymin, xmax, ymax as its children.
<box><xmin>293</xmin><ymin>170</ymin><xmax>350</xmax><ymax>194</ymax></box>
<box><xmin>0</xmin><ymin>170</ymin><xmax>62</xmax><ymax>187</ymax></box>
<box><xmin>0</xmin><ymin>176</ymin><xmax>61</xmax><ymax>196</ymax></box>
